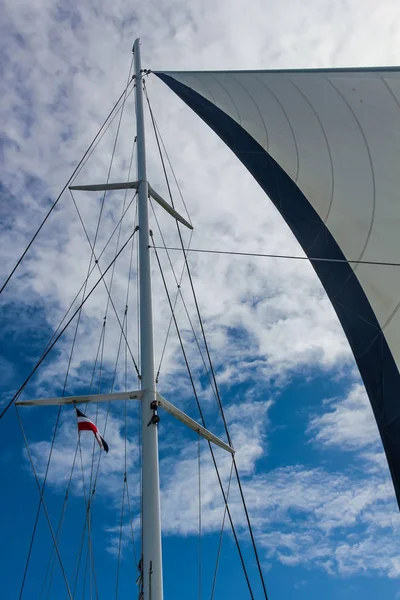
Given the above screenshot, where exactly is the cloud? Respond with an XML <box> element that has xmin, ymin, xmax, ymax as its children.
<box><xmin>26</xmin><ymin>390</ymin><xmax>400</xmax><ymax>579</ymax></box>
<box><xmin>28</xmin><ymin>405</ymin><xmax>140</xmax><ymax>503</ymax></box>
<box><xmin>1</xmin><ymin>0</ymin><xmax>367</xmax><ymax>404</ymax></box>
<box><xmin>308</xmin><ymin>383</ymin><xmax>380</xmax><ymax>451</ymax></box>
<box><xmin>2</xmin><ymin>0</ymin><xmax>400</xmax><ymax>592</ymax></box>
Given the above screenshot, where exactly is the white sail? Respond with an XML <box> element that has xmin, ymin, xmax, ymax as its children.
<box><xmin>156</xmin><ymin>67</ymin><xmax>400</xmax><ymax>506</ymax></box>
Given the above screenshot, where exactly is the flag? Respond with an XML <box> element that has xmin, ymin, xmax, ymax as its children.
<box><xmin>76</xmin><ymin>408</ymin><xmax>109</xmax><ymax>453</ymax></box>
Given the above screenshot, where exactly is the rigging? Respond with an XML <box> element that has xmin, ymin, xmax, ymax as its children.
<box><xmin>146</xmin><ymin>87</ymin><xmax>270</xmax><ymax>600</ymax></box>
<box><xmin>152</xmin><ymin>246</ymin><xmax>400</xmax><ymax>268</ymax></box>
<box><xmin>0</xmin><ymin>78</ymin><xmax>136</xmax><ymax>297</ymax></box>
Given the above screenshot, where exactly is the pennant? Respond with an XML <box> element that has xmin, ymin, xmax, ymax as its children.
<box><xmin>76</xmin><ymin>408</ymin><xmax>109</xmax><ymax>453</ymax></box>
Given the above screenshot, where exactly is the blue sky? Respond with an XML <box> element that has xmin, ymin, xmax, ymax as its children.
<box><xmin>1</xmin><ymin>0</ymin><xmax>400</xmax><ymax>599</ymax></box>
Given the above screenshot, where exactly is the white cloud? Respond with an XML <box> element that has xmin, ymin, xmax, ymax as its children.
<box><xmin>28</xmin><ymin>405</ymin><xmax>141</xmax><ymax>503</ymax></box>
<box><xmin>308</xmin><ymin>383</ymin><xmax>380</xmax><ymax>451</ymax></box>
<box><xmin>2</xmin><ymin>0</ymin><xmax>400</xmax><ymax>591</ymax></box>
<box><xmin>26</xmin><ymin>391</ymin><xmax>400</xmax><ymax>579</ymax></box>
<box><xmin>1</xmin><ymin>0</ymin><xmax>370</xmax><ymax>405</ymax></box>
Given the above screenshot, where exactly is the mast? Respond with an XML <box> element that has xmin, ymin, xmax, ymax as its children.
<box><xmin>17</xmin><ymin>39</ymin><xmax>233</xmax><ymax>599</ymax></box>
<box><xmin>134</xmin><ymin>37</ymin><xmax>163</xmax><ymax>600</ymax></box>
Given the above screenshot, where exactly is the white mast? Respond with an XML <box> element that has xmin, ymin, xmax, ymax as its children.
<box><xmin>133</xmin><ymin>37</ymin><xmax>163</xmax><ymax>600</ymax></box>
<box><xmin>17</xmin><ymin>38</ymin><xmax>234</xmax><ymax>600</ymax></box>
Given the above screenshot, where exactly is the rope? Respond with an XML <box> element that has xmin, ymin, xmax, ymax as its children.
<box><xmin>83</xmin><ymin>363</ymin><xmax>103</xmax><ymax>600</ymax></box>
<box><xmin>41</xmin><ymin>459</ymin><xmax>74</xmax><ymax>599</ymax></box>
<box><xmin>0</xmin><ymin>78</ymin><xmax>136</xmax><ymax>297</ymax></box>
<box><xmin>85</xmin><ymin>441</ymin><xmax>99</xmax><ymax>600</ymax></box>
<box><xmin>63</xmin><ymin>325</ymin><xmax>106</xmax><ymax>600</ymax></box>
<box><xmin>83</xmin><ymin>57</ymin><xmax>134</xmax><ymax>300</ymax></box>
<box><xmin>85</xmin><ymin>202</ymin><xmax>139</xmax><ymax>488</ymax></box>
<box><xmin>69</xmin><ymin>53</ymin><xmax>135</xmax><ymax>419</ymax></box>
<box><xmin>61</xmin><ymin>77</ymin><xmax>136</xmax><ymax>568</ymax></box>
<box><xmin>90</xmin><ymin>56</ymin><xmax>136</xmax><ymax>384</ymax></box>
<box><xmin>40</xmin><ymin>441</ymin><xmax>83</xmax><ymax>598</ymax></box>
<box><xmin>81</xmin><ymin>545</ymin><xmax>90</xmax><ymax>600</ymax></box>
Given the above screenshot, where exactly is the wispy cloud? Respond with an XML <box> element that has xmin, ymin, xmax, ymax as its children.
<box><xmin>26</xmin><ymin>390</ymin><xmax>400</xmax><ymax>578</ymax></box>
<box><xmin>308</xmin><ymin>383</ymin><xmax>380</xmax><ymax>451</ymax></box>
<box><xmin>2</xmin><ymin>0</ymin><xmax>400</xmax><ymax>594</ymax></box>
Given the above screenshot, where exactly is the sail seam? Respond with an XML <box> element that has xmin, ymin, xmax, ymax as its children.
<box><xmin>288</xmin><ymin>77</ymin><xmax>335</xmax><ymax>227</ymax></box>
<box><xmin>231</xmin><ymin>74</ymin><xmax>270</xmax><ymax>151</ymax></box>
<box><xmin>254</xmin><ymin>74</ymin><xmax>300</xmax><ymax>181</ymax></box>
<box><xmin>324</xmin><ymin>75</ymin><xmax>377</xmax><ymax>276</ymax></box>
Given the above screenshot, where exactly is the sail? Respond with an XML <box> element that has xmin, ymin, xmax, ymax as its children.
<box><xmin>156</xmin><ymin>67</ymin><xmax>400</xmax><ymax>508</ymax></box>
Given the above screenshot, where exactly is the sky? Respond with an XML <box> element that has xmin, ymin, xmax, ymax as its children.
<box><xmin>1</xmin><ymin>0</ymin><xmax>400</xmax><ymax>599</ymax></box>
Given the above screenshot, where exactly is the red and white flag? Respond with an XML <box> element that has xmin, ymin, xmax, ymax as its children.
<box><xmin>76</xmin><ymin>408</ymin><xmax>109</xmax><ymax>453</ymax></box>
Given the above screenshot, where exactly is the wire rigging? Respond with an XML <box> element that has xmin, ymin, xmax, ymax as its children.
<box><xmin>179</xmin><ymin>244</ymin><xmax>270</xmax><ymax>599</ymax></box>
<box><xmin>7</xmin><ymin>87</ymin><xmax>137</xmax><ymax>600</ymax></box>
<box><xmin>0</xmin><ymin>229</ymin><xmax>137</xmax><ymax>422</ymax></box>
<box><xmin>145</xmin><ymin>86</ymin><xmax>269</xmax><ymax>598</ymax></box>
<box><xmin>67</xmin><ymin>92</ymin><xmax>138</xmax><ymax>384</ymax></box>
<box><xmin>198</xmin><ymin>434</ymin><xmax>202</xmax><ymax>600</ymax></box>
<box><xmin>149</xmin><ymin>200</ymin><xmax>217</xmax><ymax>402</ymax></box>
<box><xmin>143</xmin><ymin>81</ymin><xmax>192</xmax><ymax>225</ymax></box>
<box><xmin>69</xmin><ymin>190</ymin><xmax>140</xmax><ymax>379</ymax></box>
<box><xmin>147</xmin><ymin>90</ymin><xmax>268</xmax><ymax>600</ymax></box>
<box><xmin>0</xmin><ymin>78</ymin><xmax>136</xmax><ymax>297</ymax></box>
<box><xmin>39</xmin><ymin>324</ymin><xmax>108</xmax><ymax>600</ymax></box>
<box><xmin>10</xmin><ymin>118</ymin><xmax>138</xmax><ymax>571</ymax></box>
<box><xmin>15</xmin><ymin>407</ymin><xmax>73</xmax><ymax>600</ymax></box>
<box><xmin>74</xmin><ymin>201</ymin><xmax>140</xmax><ymax>598</ymax></box>
<box><xmin>152</xmin><ymin>245</ymin><xmax>400</xmax><ymax>268</ymax></box>
<box><xmin>71</xmin><ymin>247</ymin><xmax>137</xmax><ymax>597</ymax></box>
<box><xmin>115</xmin><ymin>391</ymin><xmax>129</xmax><ymax>600</ymax></box>
<box><xmin>71</xmin><ymin>84</ymin><xmax>136</xmax><ymax>187</ymax></box>
<box><xmin>83</xmin><ymin>210</ymin><xmax>137</xmax><ymax>502</ymax></box>
<box><xmin>210</xmin><ymin>460</ymin><xmax>234</xmax><ymax>600</ymax></box>
<box><xmin>40</xmin><ymin>192</ymin><xmax>137</xmax><ymax>364</ymax></box>
<box><xmin>30</xmin><ymin>93</ymin><xmax>136</xmax><ymax>595</ymax></box>
<box><xmin>151</xmin><ymin>234</ymin><xmax>255</xmax><ymax>599</ymax></box>
<box><xmin>82</xmin><ymin>53</ymin><xmax>135</xmax><ymax>338</ymax></box>
<box><xmin>21</xmin><ymin>264</ymin><xmax>109</xmax><ymax>600</ymax></box>
<box><xmin>149</xmin><ymin>200</ymin><xmax>196</xmax><ymax>382</ymax></box>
